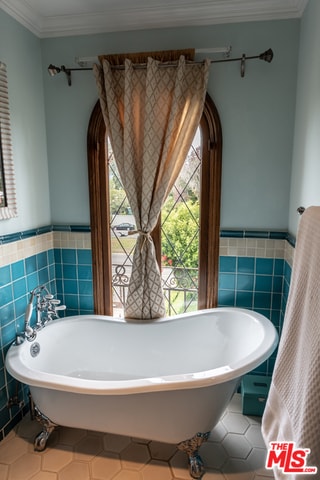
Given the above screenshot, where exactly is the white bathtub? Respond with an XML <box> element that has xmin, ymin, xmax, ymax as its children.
<box><xmin>6</xmin><ymin>307</ymin><xmax>278</xmax><ymax>477</ymax></box>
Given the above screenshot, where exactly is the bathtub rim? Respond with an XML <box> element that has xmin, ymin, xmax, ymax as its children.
<box><xmin>5</xmin><ymin>307</ymin><xmax>278</xmax><ymax>395</ymax></box>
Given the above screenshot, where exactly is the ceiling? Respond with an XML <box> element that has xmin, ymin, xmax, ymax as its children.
<box><xmin>0</xmin><ymin>0</ymin><xmax>309</xmax><ymax>38</ymax></box>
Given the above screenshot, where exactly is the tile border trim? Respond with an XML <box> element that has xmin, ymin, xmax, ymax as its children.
<box><xmin>1</xmin><ymin>226</ymin><xmax>295</xmax><ymax>245</ymax></box>
<box><xmin>0</xmin><ymin>225</ymin><xmax>296</xmax><ymax>268</ymax></box>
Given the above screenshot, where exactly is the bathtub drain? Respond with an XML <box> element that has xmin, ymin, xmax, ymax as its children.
<box><xmin>30</xmin><ymin>342</ymin><xmax>40</xmax><ymax>357</ymax></box>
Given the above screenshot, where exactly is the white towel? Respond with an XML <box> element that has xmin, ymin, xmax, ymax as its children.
<box><xmin>262</xmin><ymin>206</ymin><xmax>320</xmax><ymax>479</ymax></box>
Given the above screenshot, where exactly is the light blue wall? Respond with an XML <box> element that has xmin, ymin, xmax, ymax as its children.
<box><xmin>288</xmin><ymin>0</ymin><xmax>320</xmax><ymax>236</ymax></box>
<box><xmin>0</xmin><ymin>11</ymin><xmax>305</xmax><ymax>234</ymax></box>
<box><xmin>41</xmin><ymin>20</ymin><xmax>299</xmax><ymax>230</ymax></box>
<box><xmin>0</xmin><ymin>9</ymin><xmax>304</xmax><ymax>439</ymax></box>
<box><xmin>0</xmin><ymin>10</ymin><xmax>50</xmax><ymax>236</ymax></box>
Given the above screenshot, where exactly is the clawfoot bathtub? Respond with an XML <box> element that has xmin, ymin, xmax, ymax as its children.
<box><xmin>6</xmin><ymin>307</ymin><xmax>278</xmax><ymax>478</ymax></box>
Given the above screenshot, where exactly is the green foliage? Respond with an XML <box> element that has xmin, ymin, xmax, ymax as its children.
<box><xmin>109</xmin><ymin>189</ymin><xmax>131</xmax><ymax>215</ymax></box>
<box><xmin>161</xmin><ymin>197</ymin><xmax>199</xmax><ymax>268</ymax></box>
<box><xmin>109</xmin><ymin>157</ymin><xmax>132</xmax><ymax>214</ymax></box>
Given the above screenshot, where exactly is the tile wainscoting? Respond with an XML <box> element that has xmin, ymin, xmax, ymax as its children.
<box><xmin>0</xmin><ymin>226</ymin><xmax>294</xmax><ymax>440</ymax></box>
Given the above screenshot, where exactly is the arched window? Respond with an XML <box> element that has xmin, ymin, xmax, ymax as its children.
<box><xmin>87</xmin><ymin>93</ymin><xmax>222</xmax><ymax>316</ymax></box>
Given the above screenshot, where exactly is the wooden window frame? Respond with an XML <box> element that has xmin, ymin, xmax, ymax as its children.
<box><xmin>87</xmin><ymin>93</ymin><xmax>222</xmax><ymax>314</ymax></box>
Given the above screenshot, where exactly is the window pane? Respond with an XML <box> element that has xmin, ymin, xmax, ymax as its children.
<box><xmin>108</xmin><ymin>128</ymin><xmax>202</xmax><ymax>318</ymax></box>
<box><xmin>108</xmin><ymin>140</ymin><xmax>136</xmax><ymax>317</ymax></box>
<box><xmin>161</xmin><ymin>128</ymin><xmax>201</xmax><ymax>315</ymax></box>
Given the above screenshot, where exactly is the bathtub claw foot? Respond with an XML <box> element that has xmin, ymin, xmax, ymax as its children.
<box><xmin>177</xmin><ymin>432</ymin><xmax>210</xmax><ymax>479</ymax></box>
<box><xmin>33</xmin><ymin>405</ymin><xmax>58</xmax><ymax>451</ymax></box>
<box><xmin>187</xmin><ymin>453</ymin><xmax>206</xmax><ymax>479</ymax></box>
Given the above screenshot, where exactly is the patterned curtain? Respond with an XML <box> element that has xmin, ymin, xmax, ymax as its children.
<box><xmin>93</xmin><ymin>56</ymin><xmax>209</xmax><ymax>319</ymax></box>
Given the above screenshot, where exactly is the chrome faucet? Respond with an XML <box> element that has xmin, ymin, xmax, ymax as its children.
<box><xmin>16</xmin><ymin>285</ymin><xmax>66</xmax><ymax>344</ymax></box>
<box><xmin>35</xmin><ymin>287</ymin><xmax>66</xmax><ymax>327</ymax></box>
<box><xmin>23</xmin><ymin>289</ymin><xmax>37</xmax><ymax>342</ymax></box>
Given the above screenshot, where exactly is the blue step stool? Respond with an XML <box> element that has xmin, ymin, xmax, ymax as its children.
<box><xmin>241</xmin><ymin>374</ymin><xmax>271</xmax><ymax>416</ymax></box>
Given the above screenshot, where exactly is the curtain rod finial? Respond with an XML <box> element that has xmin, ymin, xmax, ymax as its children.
<box><xmin>259</xmin><ymin>48</ymin><xmax>274</xmax><ymax>63</ymax></box>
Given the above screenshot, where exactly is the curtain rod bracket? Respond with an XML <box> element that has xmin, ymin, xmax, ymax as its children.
<box><xmin>48</xmin><ymin>64</ymin><xmax>72</xmax><ymax>86</ymax></box>
<box><xmin>61</xmin><ymin>66</ymin><xmax>72</xmax><ymax>86</ymax></box>
<box><xmin>240</xmin><ymin>48</ymin><xmax>273</xmax><ymax>78</ymax></box>
<box><xmin>241</xmin><ymin>54</ymin><xmax>246</xmax><ymax>78</ymax></box>
<box><xmin>48</xmin><ymin>63</ymin><xmax>91</xmax><ymax>86</ymax></box>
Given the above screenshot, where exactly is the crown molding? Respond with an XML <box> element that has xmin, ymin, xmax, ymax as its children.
<box><xmin>0</xmin><ymin>0</ymin><xmax>309</xmax><ymax>38</ymax></box>
<box><xmin>0</xmin><ymin>0</ymin><xmax>42</xmax><ymax>36</ymax></box>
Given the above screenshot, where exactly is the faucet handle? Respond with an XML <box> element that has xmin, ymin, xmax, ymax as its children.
<box><xmin>44</xmin><ymin>294</ymin><xmax>54</xmax><ymax>300</ymax></box>
<box><xmin>55</xmin><ymin>305</ymin><xmax>66</xmax><ymax>311</ymax></box>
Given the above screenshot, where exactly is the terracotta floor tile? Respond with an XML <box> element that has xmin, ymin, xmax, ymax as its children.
<box><xmin>141</xmin><ymin>459</ymin><xmax>173</xmax><ymax>480</ymax></box>
<box><xmin>0</xmin><ymin>436</ymin><xmax>29</xmax><ymax>464</ymax></box>
<box><xmin>91</xmin><ymin>451</ymin><xmax>122</xmax><ymax>479</ymax></box>
<box><xmin>7</xmin><ymin>452</ymin><xmax>41</xmax><ymax>480</ymax></box>
<box><xmin>57</xmin><ymin>461</ymin><xmax>90</xmax><ymax>480</ymax></box>
<box><xmin>31</xmin><ymin>472</ymin><xmax>58</xmax><ymax>480</ymax></box>
<box><xmin>0</xmin><ymin>463</ymin><xmax>9</xmax><ymax>480</ymax></box>
<box><xmin>120</xmin><ymin>443</ymin><xmax>150</xmax><ymax>470</ymax></box>
<box><xmin>41</xmin><ymin>444</ymin><xmax>73</xmax><ymax>472</ymax></box>
<box><xmin>74</xmin><ymin>434</ymin><xmax>103</xmax><ymax>461</ymax></box>
<box><xmin>0</xmin><ymin>393</ymin><xmax>274</xmax><ymax>480</ymax></box>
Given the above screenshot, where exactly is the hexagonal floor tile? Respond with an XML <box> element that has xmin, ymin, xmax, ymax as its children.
<box><xmin>41</xmin><ymin>444</ymin><xmax>73</xmax><ymax>472</ymax></box>
<box><xmin>208</xmin><ymin>422</ymin><xmax>227</xmax><ymax>443</ymax></box>
<box><xmin>202</xmin><ymin>469</ymin><xmax>226</xmax><ymax>479</ymax></box>
<box><xmin>31</xmin><ymin>472</ymin><xmax>57</xmax><ymax>480</ymax></box>
<box><xmin>148</xmin><ymin>441</ymin><xmax>177</xmax><ymax>461</ymax></box>
<box><xmin>222</xmin><ymin>457</ymin><xmax>255</xmax><ymax>480</ymax></box>
<box><xmin>227</xmin><ymin>393</ymin><xmax>243</xmax><ymax>413</ymax></box>
<box><xmin>200</xmin><ymin>442</ymin><xmax>228</xmax><ymax>470</ymax></box>
<box><xmin>103</xmin><ymin>433</ymin><xmax>131</xmax><ymax>453</ymax></box>
<box><xmin>246</xmin><ymin>448</ymin><xmax>273</xmax><ymax>476</ymax></box>
<box><xmin>245</xmin><ymin>424</ymin><xmax>267</xmax><ymax>449</ymax></box>
<box><xmin>0</xmin><ymin>464</ymin><xmax>9</xmax><ymax>479</ymax></box>
<box><xmin>74</xmin><ymin>433</ymin><xmax>103</xmax><ymax>461</ymax></box>
<box><xmin>169</xmin><ymin>450</ymin><xmax>190</xmax><ymax>480</ymax></box>
<box><xmin>8</xmin><ymin>452</ymin><xmax>41</xmax><ymax>480</ymax></box>
<box><xmin>120</xmin><ymin>443</ymin><xmax>150</xmax><ymax>470</ymax></box>
<box><xmin>91</xmin><ymin>450</ymin><xmax>122</xmax><ymax>479</ymax></box>
<box><xmin>222</xmin><ymin>412</ymin><xmax>250</xmax><ymax>434</ymax></box>
<box><xmin>58</xmin><ymin>427</ymin><xmax>87</xmax><ymax>446</ymax></box>
<box><xmin>0</xmin><ymin>435</ymin><xmax>29</xmax><ymax>464</ymax></box>
<box><xmin>112</xmin><ymin>470</ymin><xmax>142</xmax><ymax>480</ymax></box>
<box><xmin>222</xmin><ymin>433</ymin><xmax>252</xmax><ymax>459</ymax></box>
<box><xmin>58</xmin><ymin>461</ymin><xmax>90</xmax><ymax>480</ymax></box>
<box><xmin>246</xmin><ymin>415</ymin><xmax>263</xmax><ymax>426</ymax></box>
<box><xmin>141</xmin><ymin>459</ymin><xmax>173</xmax><ymax>480</ymax></box>
<box><xmin>0</xmin><ymin>393</ymin><xmax>275</xmax><ymax>480</ymax></box>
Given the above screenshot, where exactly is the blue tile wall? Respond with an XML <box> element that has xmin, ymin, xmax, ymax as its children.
<box><xmin>0</xmin><ymin>226</ymin><xmax>293</xmax><ymax>440</ymax></box>
<box><xmin>218</xmin><ymin>256</ymin><xmax>291</xmax><ymax>377</ymax></box>
<box><xmin>54</xmin><ymin>248</ymin><xmax>94</xmax><ymax>316</ymax></box>
<box><xmin>218</xmin><ymin>256</ymin><xmax>284</xmax><ymax>318</ymax></box>
<box><xmin>0</xmin><ymin>250</ymin><xmax>56</xmax><ymax>439</ymax></box>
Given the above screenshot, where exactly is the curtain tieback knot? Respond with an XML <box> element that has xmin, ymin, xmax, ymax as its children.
<box><xmin>129</xmin><ymin>230</ymin><xmax>152</xmax><ymax>252</ymax></box>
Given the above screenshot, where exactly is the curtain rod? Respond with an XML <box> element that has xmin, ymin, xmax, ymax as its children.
<box><xmin>48</xmin><ymin>48</ymin><xmax>273</xmax><ymax>86</ymax></box>
<box><xmin>74</xmin><ymin>46</ymin><xmax>232</xmax><ymax>66</ymax></box>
